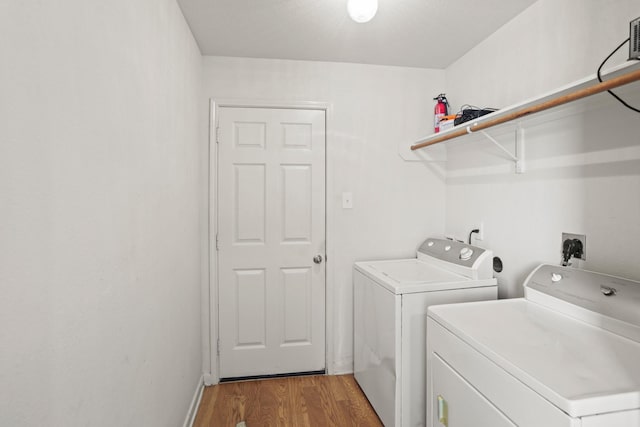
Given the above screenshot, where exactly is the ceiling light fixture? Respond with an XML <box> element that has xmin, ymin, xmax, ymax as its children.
<box><xmin>347</xmin><ymin>0</ymin><xmax>378</xmax><ymax>23</ymax></box>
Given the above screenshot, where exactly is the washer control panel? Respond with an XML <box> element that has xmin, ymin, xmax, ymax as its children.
<box><xmin>418</xmin><ymin>238</ymin><xmax>486</xmax><ymax>267</ymax></box>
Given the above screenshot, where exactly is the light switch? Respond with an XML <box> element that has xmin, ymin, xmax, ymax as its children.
<box><xmin>342</xmin><ymin>192</ymin><xmax>353</xmax><ymax>209</ymax></box>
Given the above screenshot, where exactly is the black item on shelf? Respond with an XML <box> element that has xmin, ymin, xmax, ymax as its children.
<box><xmin>630</xmin><ymin>16</ymin><xmax>639</xmax><ymax>60</ymax></box>
<box><xmin>454</xmin><ymin>107</ymin><xmax>497</xmax><ymax>126</ymax></box>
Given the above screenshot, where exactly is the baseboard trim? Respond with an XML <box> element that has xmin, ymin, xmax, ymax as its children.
<box><xmin>329</xmin><ymin>359</ymin><xmax>353</xmax><ymax>376</ymax></box>
<box><xmin>203</xmin><ymin>372</ymin><xmax>217</xmax><ymax>386</ymax></box>
<box><xmin>183</xmin><ymin>374</ymin><xmax>205</xmax><ymax>427</ymax></box>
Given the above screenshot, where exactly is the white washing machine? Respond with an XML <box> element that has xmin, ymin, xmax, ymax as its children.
<box><xmin>353</xmin><ymin>237</ymin><xmax>497</xmax><ymax>427</ymax></box>
<box><xmin>427</xmin><ymin>264</ymin><xmax>640</xmax><ymax>427</ymax></box>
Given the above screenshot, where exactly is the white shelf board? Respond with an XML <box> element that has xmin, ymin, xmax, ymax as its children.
<box><xmin>411</xmin><ymin>60</ymin><xmax>640</xmax><ymax>149</ymax></box>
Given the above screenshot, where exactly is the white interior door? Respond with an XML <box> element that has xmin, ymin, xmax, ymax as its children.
<box><xmin>217</xmin><ymin>106</ymin><xmax>326</xmax><ymax>379</ymax></box>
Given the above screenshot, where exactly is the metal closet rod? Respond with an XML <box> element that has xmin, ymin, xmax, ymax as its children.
<box><xmin>411</xmin><ymin>68</ymin><xmax>640</xmax><ymax>151</ymax></box>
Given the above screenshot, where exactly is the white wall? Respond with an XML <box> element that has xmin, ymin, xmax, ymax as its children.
<box><xmin>0</xmin><ymin>1</ymin><xmax>203</xmax><ymax>426</ymax></box>
<box><xmin>443</xmin><ymin>0</ymin><xmax>640</xmax><ymax>297</ymax></box>
<box><xmin>202</xmin><ymin>57</ymin><xmax>446</xmax><ymax>374</ymax></box>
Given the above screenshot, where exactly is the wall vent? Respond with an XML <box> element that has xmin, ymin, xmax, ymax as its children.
<box><xmin>631</xmin><ymin>17</ymin><xmax>640</xmax><ymax>60</ymax></box>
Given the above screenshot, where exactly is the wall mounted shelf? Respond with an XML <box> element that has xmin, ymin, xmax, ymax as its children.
<box><xmin>409</xmin><ymin>61</ymin><xmax>640</xmax><ymax>173</ymax></box>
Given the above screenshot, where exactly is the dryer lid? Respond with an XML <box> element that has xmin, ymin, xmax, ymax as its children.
<box><xmin>429</xmin><ymin>298</ymin><xmax>640</xmax><ymax>418</ymax></box>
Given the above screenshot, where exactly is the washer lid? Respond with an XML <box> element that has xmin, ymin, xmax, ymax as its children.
<box><xmin>354</xmin><ymin>259</ymin><xmax>495</xmax><ymax>294</ymax></box>
<box><xmin>371</xmin><ymin>259</ymin><xmax>464</xmax><ymax>283</ymax></box>
<box><xmin>428</xmin><ymin>299</ymin><xmax>640</xmax><ymax>418</ymax></box>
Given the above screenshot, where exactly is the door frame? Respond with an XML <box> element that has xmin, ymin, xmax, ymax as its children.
<box><xmin>204</xmin><ymin>99</ymin><xmax>334</xmax><ymax>385</ymax></box>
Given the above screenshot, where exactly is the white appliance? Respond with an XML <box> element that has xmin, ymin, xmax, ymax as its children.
<box><xmin>354</xmin><ymin>237</ymin><xmax>497</xmax><ymax>427</ymax></box>
<box><xmin>427</xmin><ymin>264</ymin><xmax>640</xmax><ymax>427</ymax></box>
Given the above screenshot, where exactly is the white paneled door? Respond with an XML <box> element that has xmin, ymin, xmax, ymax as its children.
<box><xmin>217</xmin><ymin>106</ymin><xmax>326</xmax><ymax>379</ymax></box>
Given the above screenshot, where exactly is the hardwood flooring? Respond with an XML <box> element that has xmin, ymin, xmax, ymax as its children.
<box><xmin>193</xmin><ymin>374</ymin><xmax>383</xmax><ymax>427</ymax></box>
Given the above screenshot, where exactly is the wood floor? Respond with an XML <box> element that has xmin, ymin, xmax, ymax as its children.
<box><xmin>193</xmin><ymin>374</ymin><xmax>383</xmax><ymax>427</ymax></box>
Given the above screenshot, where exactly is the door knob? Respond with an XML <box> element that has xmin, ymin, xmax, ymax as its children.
<box><xmin>313</xmin><ymin>255</ymin><xmax>323</xmax><ymax>264</ymax></box>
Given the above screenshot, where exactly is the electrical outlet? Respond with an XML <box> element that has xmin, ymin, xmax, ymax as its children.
<box><xmin>469</xmin><ymin>222</ymin><xmax>484</xmax><ymax>242</ymax></box>
<box><xmin>562</xmin><ymin>232</ymin><xmax>586</xmax><ymax>261</ymax></box>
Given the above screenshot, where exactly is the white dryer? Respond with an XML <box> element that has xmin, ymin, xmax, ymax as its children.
<box><xmin>354</xmin><ymin>237</ymin><xmax>497</xmax><ymax>427</ymax></box>
<box><xmin>427</xmin><ymin>264</ymin><xmax>640</xmax><ymax>427</ymax></box>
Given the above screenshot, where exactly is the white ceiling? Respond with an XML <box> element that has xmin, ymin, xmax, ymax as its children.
<box><xmin>177</xmin><ymin>0</ymin><xmax>537</xmax><ymax>69</ymax></box>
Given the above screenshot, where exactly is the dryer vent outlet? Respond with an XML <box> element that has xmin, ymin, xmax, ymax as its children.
<box><xmin>631</xmin><ymin>16</ymin><xmax>640</xmax><ymax>60</ymax></box>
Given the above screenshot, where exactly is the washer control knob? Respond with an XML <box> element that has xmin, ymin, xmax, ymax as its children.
<box><xmin>551</xmin><ymin>273</ymin><xmax>562</xmax><ymax>283</ymax></box>
<box><xmin>427</xmin><ymin>241</ymin><xmax>435</xmax><ymax>247</ymax></box>
<box><xmin>459</xmin><ymin>247</ymin><xmax>473</xmax><ymax>260</ymax></box>
<box><xmin>444</xmin><ymin>245</ymin><xmax>451</xmax><ymax>251</ymax></box>
<box><xmin>601</xmin><ymin>285</ymin><xmax>617</xmax><ymax>296</ymax></box>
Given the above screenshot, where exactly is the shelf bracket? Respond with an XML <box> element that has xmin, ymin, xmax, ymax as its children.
<box><xmin>478</xmin><ymin>126</ymin><xmax>525</xmax><ymax>174</ymax></box>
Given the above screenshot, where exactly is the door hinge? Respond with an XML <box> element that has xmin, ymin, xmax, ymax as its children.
<box><xmin>215</xmin><ymin>126</ymin><xmax>220</xmax><ymax>144</ymax></box>
<box><xmin>215</xmin><ymin>233</ymin><xmax>219</xmax><ymax>251</ymax></box>
<box><xmin>216</xmin><ymin>339</ymin><xmax>220</xmax><ymax>356</ymax></box>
